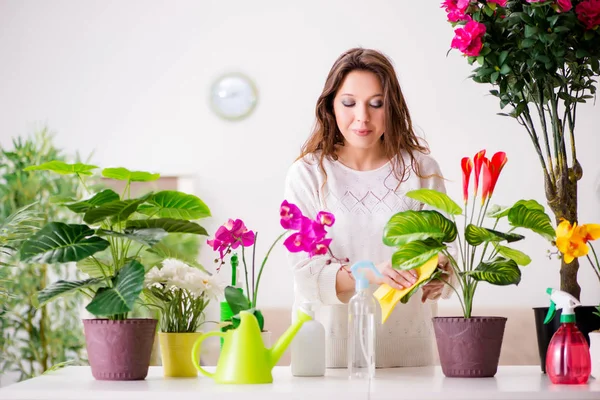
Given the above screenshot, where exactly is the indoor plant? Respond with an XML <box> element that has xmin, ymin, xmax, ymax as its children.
<box><xmin>19</xmin><ymin>161</ymin><xmax>210</xmax><ymax>380</ymax></box>
<box><xmin>383</xmin><ymin>149</ymin><xmax>555</xmax><ymax>377</ymax></box>
<box><xmin>144</xmin><ymin>258</ymin><xmax>223</xmax><ymax>377</ymax></box>
<box><xmin>0</xmin><ymin>131</ymin><xmax>88</xmax><ymax>383</ymax></box>
<box><xmin>207</xmin><ymin>200</ymin><xmax>339</xmax><ymax>342</ymax></box>
<box><xmin>442</xmin><ymin>0</ymin><xmax>600</xmax><ymax>299</ymax></box>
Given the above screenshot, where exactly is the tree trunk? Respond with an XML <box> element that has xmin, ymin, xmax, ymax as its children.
<box><xmin>545</xmin><ymin>165</ymin><xmax>581</xmax><ymax>300</ymax></box>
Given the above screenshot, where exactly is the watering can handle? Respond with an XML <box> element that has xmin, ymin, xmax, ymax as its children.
<box><xmin>191</xmin><ymin>331</ymin><xmax>226</xmax><ymax>378</ymax></box>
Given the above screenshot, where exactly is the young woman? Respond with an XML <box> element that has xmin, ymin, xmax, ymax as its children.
<box><xmin>284</xmin><ymin>48</ymin><xmax>453</xmax><ymax>368</ymax></box>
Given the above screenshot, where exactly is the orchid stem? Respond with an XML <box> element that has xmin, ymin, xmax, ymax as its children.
<box><xmin>252</xmin><ymin>231</ymin><xmax>289</xmax><ymax>308</ymax></box>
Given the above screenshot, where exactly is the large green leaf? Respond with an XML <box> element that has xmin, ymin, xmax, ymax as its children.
<box><xmin>85</xmin><ymin>260</ymin><xmax>145</xmax><ymax>316</ymax></box>
<box><xmin>36</xmin><ymin>278</ymin><xmax>106</xmax><ymax>307</ymax></box>
<box><xmin>465</xmin><ymin>224</ymin><xmax>525</xmax><ymax>246</ymax></box>
<box><xmin>225</xmin><ymin>286</ymin><xmax>250</xmax><ymax>315</ymax></box>
<box><xmin>494</xmin><ymin>244</ymin><xmax>532</xmax><ymax>266</ymax></box>
<box><xmin>391</xmin><ymin>239</ymin><xmax>447</xmax><ymax>271</ymax></box>
<box><xmin>383</xmin><ymin>210</ymin><xmax>457</xmax><ymax>246</ymax></box>
<box><xmin>65</xmin><ymin>189</ymin><xmax>120</xmax><ymax>213</ymax></box>
<box><xmin>24</xmin><ymin>161</ymin><xmax>98</xmax><ymax>176</ymax></box>
<box><xmin>508</xmin><ymin>204</ymin><xmax>556</xmax><ymax>241</ymax></box>
<box><xmin>20</xmin><ymin>223</ymin><xmax>110</xmax><ymax>263</ymax></box>
<box><xmin>102</xmin><ymin>167</ymin><xmax>160</xmax><ymax>182</ymax></box>
<box><xmin>83</xmin><ymin>195</ymin><xmax>150</xmax><ymax>224</ymax></box>
<box><xmin>487</xmin><ymin>199</ymin><xmax>546</xmax><ymax>219</ymax></box>
<box><xmin>96</xmin><ymin>228</ymin><xmax>167</xmax><ymax>248</ymax></box>
<box><xmin>126</xmin><ymin>218</ymin><xmax>208</xmax><ymax>235</ymax></box>
<box><xmin>405</xmin><ymin>189</ymin><xmax>462</xmax><ymax>215</ymax></box>
<box><xmin>137</xmin><ymin>191</ymin><xmax>211</xmax><ymax>220</ymax></box>
<box><xmin>400</xmin><ymin>270</ymin><xmax>443</xmax><ymax>304</ymax></box>
<box><xmin>77</xmin><ymin>257</ymin><xmax>112</xmax><ymax>278</ymax></box>
<box><xmin>142</xmin><ymin>240</ymin><xmax>205</xmax><ymax>270</ymax></box>
<box><xmin>464</xmin><ymin>257</ymin><xmax>521</xmax><ymax>286</ymax></box>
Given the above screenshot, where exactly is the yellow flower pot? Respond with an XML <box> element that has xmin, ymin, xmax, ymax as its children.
<box><xmin>159</xmin><ymin>332</ymin><xmax>203</xmax><ymax>377</ymax></box>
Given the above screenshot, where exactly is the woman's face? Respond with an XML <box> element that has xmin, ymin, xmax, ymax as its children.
<box><xmin>333</xmin><ymin>70</ymin><xmax>386</xmax><ymax>151</ymax></box>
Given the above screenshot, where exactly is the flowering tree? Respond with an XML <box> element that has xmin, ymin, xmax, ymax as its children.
<box><xmin>442</xmin><ymin>0</ymin><xmax>600</xmax><ymax>299</ymax></box>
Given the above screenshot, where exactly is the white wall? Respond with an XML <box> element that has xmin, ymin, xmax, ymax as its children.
<box><xmin>1</xmin><ymin>0</ymin><xmax>599</xmax><ymax>312</ymax></box>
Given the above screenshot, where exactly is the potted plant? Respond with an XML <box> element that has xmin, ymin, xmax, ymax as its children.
<box><xmin>144</xmin><ymin>258</ymin><xmax>223</xmax><ymax>377</ymax></box>
<box><xmin>382</xmin><ymin>150</ymin><xmax>554</xmax><ymax>377</ymax></box>
<box><xmin>206</xmin><ymin>200</ymin><xmax>340</xmax><ymax>345</ymax></box>
<box><xmin>441</xmin><ymin>0</ymin><xmax>600</xmax><ymax>371</ymax></box>
<box><xmin>19</xmin><ymin>162</ymin><xmax>210</xmax><ymax>380</ymax></box>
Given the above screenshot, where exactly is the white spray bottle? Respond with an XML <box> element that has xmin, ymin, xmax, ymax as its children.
<box><xmin>291</xmin><ymin>302</ymin><xmax>325</xmax><ymax>377</ymax></box>
<box><xmin>347</xmin><ymin>260</ymin><xmax>382</xmax><ymax>379</ymax></box>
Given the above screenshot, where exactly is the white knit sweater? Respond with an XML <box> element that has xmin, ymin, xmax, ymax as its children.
<box><xmin>284</xmin><ymin>151</ymin><xmax>453</xmax><ymax>368</ymax></box>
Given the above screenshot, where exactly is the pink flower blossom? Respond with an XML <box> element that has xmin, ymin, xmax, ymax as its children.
<box><xmin>441</xmin><ymin>0</ymin><xmax>471</xmax><ymax>22</ymax></box>
<box><xmin>557</xmin><ymin>0</ymin><xmax>572</xmax><ymax>12</ymax></box>
<box><xmin>280</xmin><ymin>200</ymin><xmax>304</xmax><ymax>229</ymax></box>
<box><xmin>576</xmin><ymin>0</ymin><xmax>600</xmax><ymax>29</ymax></box>
<box><xmin>316</xmin><ymin>211</ymin><xmax>335</xmax><ymax>227</ymax></box>
<box><xmin>451</xmin><ymin>20</ymin><xmax>486</xmax><ymax>57</ymax></box>
<box><xmin>309</xmin><ymin>238</ymin><xmax>332</xmax><ymax>257</ymax></box>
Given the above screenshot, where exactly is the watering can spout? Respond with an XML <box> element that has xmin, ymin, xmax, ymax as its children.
<box><xmin>268</xmin><ymin>308</ymin><xmax>312</xmax><ymax>368</ymax></box>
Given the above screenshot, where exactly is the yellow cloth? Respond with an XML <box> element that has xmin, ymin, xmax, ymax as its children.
<box><xmin>373</xmin><ymin>255</ymin><xmax>439</xmax><ymax>324</ymax></box>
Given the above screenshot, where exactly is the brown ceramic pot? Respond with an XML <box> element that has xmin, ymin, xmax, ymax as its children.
<box><xmin>83</xmin><ymin>318</ymin><xmax>157</xmax><ymax>380</ymax></box>
<box><xmin>433</xmin><ymin>316</ymin><xmax>506</xmax><ymax>378</ymax></box>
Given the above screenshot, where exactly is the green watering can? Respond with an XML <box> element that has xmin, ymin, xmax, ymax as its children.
<box><xmin>192</xmin><ymin>309</ymin><xmax>312</xmax><ymax>384</ymax></box>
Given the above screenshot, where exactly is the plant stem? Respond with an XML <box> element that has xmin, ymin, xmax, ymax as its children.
<box><xmin>252</xmin><ymin>231</ymin><xmax>288</xmax><ymax>308</ymax></box>
<box><xmin>588</xmin><ymin>243</ymin><xmax>600</xmax><ymax>284</ymax></box>
<box><xmin>252</xmin><ymin>232</ymin><xmax>257</xmax><ymax>303</ymax></box>
<box><xmin>240</xmin><ymin>246</ymin><xmax>250</xmax><ymax>304</ymax></box>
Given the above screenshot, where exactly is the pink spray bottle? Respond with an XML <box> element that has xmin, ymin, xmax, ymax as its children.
<box><xmin>544</xmin><ymin>288</ymin><xmax>591</xmax><ymax>384</ymax></box>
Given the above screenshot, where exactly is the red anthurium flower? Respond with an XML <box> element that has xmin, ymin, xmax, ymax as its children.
<box><xmin>280</xmin><ymin>200</ymin><xmax>304</xmax><ymax>230</ymax></box>
<box><xmin>461</xmin><ymin>157</ymin><xmax>473</xmax><ymax>204</ymax></box>
<box><xmin>481</xmin><ymin>152</ymin><xmax>507</xmax><ymax>203</ymax></box>
<box><xmin>473</xmin><ymin>150</ymin><xmax>486</xmax><ymax>197</ymax></box>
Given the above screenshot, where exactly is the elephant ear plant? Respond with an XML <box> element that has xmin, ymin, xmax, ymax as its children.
<box><xmin>383</xmin><ymin>150</ymin><xmax>556</xmax><ymax>377</ymax></box>
<box><xmin>19</xmin><ymin>161</ymin><xmax>210</xmax><ymax>381</ymax></box>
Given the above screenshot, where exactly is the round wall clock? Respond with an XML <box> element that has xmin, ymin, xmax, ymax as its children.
<box><xmin>209</xmin><ymin>73</ymin><xmax>258</xmax><ymax>121</ymax></box>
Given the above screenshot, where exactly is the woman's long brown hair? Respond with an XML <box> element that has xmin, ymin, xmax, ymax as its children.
<box><xmin>299</xmin><ymin>48</ymin><xmax>429</xmax><ymax>185</ymax></box>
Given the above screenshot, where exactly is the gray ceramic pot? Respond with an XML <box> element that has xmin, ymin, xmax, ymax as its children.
<box><xmin>433</xmin><ymin>316</ymin><xmax>506</xmax><ymax>378</ymax></box>
<box><xmin>83</xmin><ymin>318</ymin><xmax>157</xmax><ymax>380</ymax></box>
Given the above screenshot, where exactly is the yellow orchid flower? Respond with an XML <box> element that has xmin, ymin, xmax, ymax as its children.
<box><xmin>555</xmin><ymin>220</ymin><xmax>600</xmax><ymax>264</ymax></box>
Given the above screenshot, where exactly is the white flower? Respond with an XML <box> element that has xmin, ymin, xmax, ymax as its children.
<box><xmin>144</xmin><ymin>266</ymin><xmax>164</xmax><ymax>289</ymax></box>
<box><xmin>148</xmin><ymin>258</ymin><xmax>223</xmax><ymax>300</ymax></box>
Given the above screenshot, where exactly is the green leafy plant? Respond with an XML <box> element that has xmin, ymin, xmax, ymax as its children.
<box><xmin>19</xmin><ymin>162</ymin><xmax>210</xmax><ymax>320</ymax></box>
<box><xmin>442</xmin><ymin>0</ymin><xmax>600</xmax><ymax>299</ymax></box>
<box><xmin>0</xmin><ymin>131</ymin><xmax>89</xmax><ymax>381</ymax></box>
<box><xmin>383</xmin><ymin>150</ymin><xmax>555</xmax><ymax>317</ymax></box>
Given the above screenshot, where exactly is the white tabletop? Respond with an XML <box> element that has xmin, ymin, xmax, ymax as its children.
<box><xmin>0</xmin><ymin>366</ymin><xmax>599</xmax><ymax>400</ymax></box>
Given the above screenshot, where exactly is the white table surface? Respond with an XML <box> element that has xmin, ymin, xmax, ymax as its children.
<box><xmin>0</xmin><ymin>366</ymin><xmax>599</xmax><ymax>400</ymax></box>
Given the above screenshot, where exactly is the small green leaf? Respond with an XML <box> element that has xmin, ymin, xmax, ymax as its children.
<box><xmin>491</xmin><ymin>71</ymin><xmax>500</xmax><ymax>83</ymax></box>
<box><xmin>525</xmin><ymin>25</ymin><xmax>538</xmax><ymax>38</ymax></box>
<box><xmin>584</xmin><ymin>30</ymin><xmax>595</xmax><ymax>41</ymax></box>
<box><xmin>383</xmin><ymin>210</ymin><xmax>457</xmax><ymax>246</ymax></box>
<box><xmin>521</xmin><ymin>38</ymin><xmax>536</xmax><ymax>48</ymax></box>
<box><xmin>137</xmin><ymin>191</ymin><xmax>211</xmax><ymax>220</ymax></box>
<box><xmin>499</xmin><ymin>51</ymin><xmax>509</xmax><ymax>66</ymax></box>
<box><xmin>465</xmin><ymin>257</ymin><xmax>521</xmax><ymax>286</ymax></box>
<box><xmin>494</xmin><ymin>244</ymin><xmax>532</xmax><ymax>266</ymax></box>
<box><xmin>465</xmin><ymin>224</ymin><xmax>524</xmax><ymax>246</ymax></box>
<box><xmin>508</xmin><ymin>204</ymin><xmax>555</xmax><ymax>240</ymax></box>
<box><xmin>37</xmin><ymin>278</ymin><xmax>106</xmax><ymax>307</ymax></box>
<box><xmin>500</xmin><ymin>64</ymin><xmax>512</xmax><ymax>75</ymax></box>
<box><xmin>405</xmin><ymin>189</ymin><xmax>462</xmax><ymax>215</ymax></box>
<box><xmin>225</xmin><ymin>286</ymin><xmax>250</xmax><ymax>315</ymax></box>
<box><xmin>488</xmin><ymin>199</ymin><xmax>546</xmax><ymax>218</ymax></box>
<box><xmin>391</xmin><ymin>239</ymin><xmax>446</xmax><ymax>271</ymax></box>
<box><xmin>86</xmin><ymin>260</ymin><xmax>145</xmax><ymax>316</ymax></box>
<box><xmin>20</xmin><ymin>223</ymin><xmax>110</xmax><ymax>263</ymax></box>
<box><xmin>24</xmin><ymin>161</ymin><xmax>99</xmax><ymax>176</ymax></box>
<box><xmin>126</xmin><ymin>218</ymin><xmax>208</xmax><ymax>235</ymax></box>
<box><xmin>102</xmin><ymin>167</ymin><xmax>160</xmax><ymax>182</ymax></box>
<box><xmin>65</xmin><ymin>189</ymin><xmax>120</xmax><ymax>213</ymax></box>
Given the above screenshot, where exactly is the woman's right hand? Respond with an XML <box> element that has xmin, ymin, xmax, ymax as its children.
<box><xmin>371</xmin><ymin>260</ymin><xmax>418</xmax><ymax>290</ymax></box>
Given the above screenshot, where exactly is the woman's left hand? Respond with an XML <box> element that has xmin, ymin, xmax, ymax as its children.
<box><xmin>421</xmin><ymin>254</ymin><xmax>452</xmax><ymax>303</ymax></box>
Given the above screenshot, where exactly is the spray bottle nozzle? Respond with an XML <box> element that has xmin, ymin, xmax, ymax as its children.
<box><xmin>544</xmin><ymin>288</ymin><xmax>581</xmax><ymax>324</ymax></box>
<box><xmin>350</xmin><ymin>261</ymin><xmax>382</xmax><ymax>291</ymax></box>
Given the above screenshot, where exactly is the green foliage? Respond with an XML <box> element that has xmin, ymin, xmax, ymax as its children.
<box><xmin>383</xmin><ymin>186</ymin><xmax>553</xmax><ymax>317</ymax></box>
<box><xmin>0</xmin><ymin>129</ymin><xmax>87</xmax><ymax>381</ymax></box>
<box><xmin>20</xmin><ymin>160</ymin><xmax>210</xmax><ymax>319</ymax></box>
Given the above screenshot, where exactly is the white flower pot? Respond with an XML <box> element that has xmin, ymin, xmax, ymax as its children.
<box><xmin>590</xmin><ymin>331</ymin><xmax>600</xmax><ymax>379</ymax></box>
